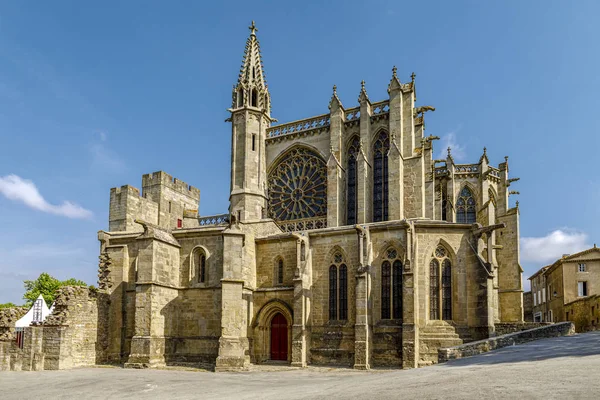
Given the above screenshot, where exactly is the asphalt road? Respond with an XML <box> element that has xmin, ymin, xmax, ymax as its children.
<box><xmin>1</xmin><ymin>331</ymin><xmax>599</xmax><ymax>399</ymax></box>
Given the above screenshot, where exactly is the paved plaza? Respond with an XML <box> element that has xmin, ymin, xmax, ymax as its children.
<box><xmin>1</xmin><ymin>332</ymin><xmax>599</xmax><ymax>400</ymax></box>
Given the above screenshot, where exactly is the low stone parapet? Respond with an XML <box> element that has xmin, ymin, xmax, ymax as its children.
<box><xmin>438</xmin><ymin>322</ymin><xmax>575</xmax><ymax>363</ymax></box>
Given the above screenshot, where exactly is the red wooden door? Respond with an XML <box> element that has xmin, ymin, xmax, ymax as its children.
<box><xmin>270</xmin><ymin>313</ymin><xmax>288</xmax><ymax>360</ymax></box>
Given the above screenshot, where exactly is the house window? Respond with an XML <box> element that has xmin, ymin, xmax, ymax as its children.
<box><xmin>252</xmin><ymin>134</ymin><xmax>256</xmax><ymax>151</ymax></box>
<box><xmin>380</xmin><ymin>248</ymin><xmax>403</xmax><ymax>320</ymax></box>
<box><xmin>429</xmin><ymin>244</ymin><xmax>452</xmax><ymax>321</ymax></box>
<box><xmin>169</xmin><ymin>201</ymin><xmax>172</xmax><ymax>213</ymax></box>
<box><xmin>329</xmin><ymin>251</ymin><xmax>348</xmax><ymax>321</ymax></box>
<box><xmin>542</xmin><ymin>289</ymin><xmax>546</xmax><ymax>303</ymax></box>
<box><xmin>277</xmin><ymin>258</ymin><xmax>284</xmax><ymax>285</ymax></box>
<box><xmin>373</xmin><ymin>131</ymin><xmax>389</xmax><ymax>222</ymax></box>
<box><xmin>579</xmin><ymin>263</ymin><xmax>586</xmax><ymax>272</ymax></box>
<box><xmin>177</xmin><ymin>219</ymin><xmax>182</xmax><ymax>228</ymax></box>
<box><xmin>533</xmin><ymin>292</ymin><xmax>537</xmax><ymax>306</ymax></box>
<box><xmin>578</xmin><ymin>281</ymin><xmax>588</xmax><ymax>297</ymax></box>
<box><xmin>346</xmin><ymin>136</ymin><xmax>360</xmax><ymax>225</ymax></box>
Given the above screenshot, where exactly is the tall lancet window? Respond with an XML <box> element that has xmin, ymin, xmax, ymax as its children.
<box><xmin>346</xmin><ymin>136</ymin><xmax>360</xmax><ymax>225</ymax></box>
<box><xmin>456</xmin><ymin>186</ymin><xmax>476</xmax><ymax>224</ymax></box>
<box><xmin>429</xmin><ymin>244</ymin><xmax>452</xmax><ymax>321</ymax></box>
<box><xmin>373</xmin><ymin>131</ymin><xmax>390</xmax><ymax>222</ymax></box>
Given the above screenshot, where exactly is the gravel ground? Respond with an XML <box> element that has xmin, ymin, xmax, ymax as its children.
<box><xmin>1</xmin><ymin>331</ymin><xmax>599</xmax><ymax>400</ymax></box>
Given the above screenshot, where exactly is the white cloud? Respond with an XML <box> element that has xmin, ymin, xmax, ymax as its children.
<box><xmin>438</xmin><ymin>126</ymin><xmax>466</xmax><ymax>161</ymax></box>
<box><xmin>0</xmin><ymin>175</ymin><xmax>93</xmax><ymax>219</ymax></box>
<box><xmin>521</xmin><ymin>229</ymin><xmax>590</xmax><ymax>264</ymax></box>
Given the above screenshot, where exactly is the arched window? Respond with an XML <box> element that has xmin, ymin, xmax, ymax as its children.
<box><xmin>373</xmin><ymin>131</ymin><xmax>390</xmax><ymax>222</ymax></box>
<box><xmin>251</xmin><ymin>89</ymin><xmax>257</xmax><ymax>107</ymax></box>
<box><xmin>456</xmin><ymin>186</ymin><xmax>476</xmax><ymax>224</ymax></box>
<box><xmin>277</xmin><ymin>258</ymin><xmax>284</xmax><ymax>285</ymax></box>
<box><xmin>329</xmin><ymin>251</ymin><xmax>348</xmax><ymax>321</ymax></box>
<box><xmin>237</xmin><ymin>88</ymin><xmax>244</xmax><ymax>108</ymax></box>
<box><xmin>346</xmin><ymin>136</ymin><xmax>360</xmax><ymax>225</ymax></box>
<box><xmin>193</xmin><ymin>248</ymin><xmax>207</xmax><ymax>284</ymax></box>
<box><xmin>381</xmin><ymin>248</ymin><xmax>403</xmax><ymax>320</ymax></box>
<box><xmin>329</xmin><ymin>265</ymin><xmax>337</xmax><ymax>320</ymax></box>
<box><xmin>429</xmin><ymin>245</ymin><xmax>452</xmax><ymax>320</ymax></box>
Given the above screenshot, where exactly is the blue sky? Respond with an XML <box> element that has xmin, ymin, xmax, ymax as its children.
<box><xmin>0</xmin><ymin>1</ymin><xmax>598</xmax><ymax>303</ymax></box>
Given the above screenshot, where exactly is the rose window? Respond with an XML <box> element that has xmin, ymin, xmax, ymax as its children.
<box><xmin>268</xmin><ymin>147</ymin><xmax>327</xmax><ymax>221</ymax></box>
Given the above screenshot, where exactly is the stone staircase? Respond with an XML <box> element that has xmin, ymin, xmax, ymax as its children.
<box><xmin>418</xmin><ymin>321</ymin><xmax>464</xmax><ymax>367</ymax></box>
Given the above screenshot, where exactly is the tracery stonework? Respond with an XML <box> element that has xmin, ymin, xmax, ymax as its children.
<box><xmin>267</xmin><ymin>147</ymin><xmax>327</xmax><ymax>221</ymax></box>
<box><xmin>1</xmin><ymin>22</ymin><xmax>522</xmax><ymax>373</ymax></box>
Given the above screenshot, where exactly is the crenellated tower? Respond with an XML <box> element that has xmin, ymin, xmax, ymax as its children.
<box><xmin>228</xmin><ymin>21</ymin><xmax>273</xmax><ymax>222</ymax></box>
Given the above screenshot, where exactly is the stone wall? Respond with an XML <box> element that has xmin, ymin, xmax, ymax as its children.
<box><xmin>494</xmin><ymin>322</ymin><xmax>549</xmax><ymax>336</ymax></box>
<box><xmin>0</xmin><ymin>286</ymin><xmax>98</xmax><ymax>371</ymax></box>
<box><xmin>438</xmin><ymin>322</ymin><xmax>575</xmax><ymax>363</ymax></box>
<box><xmin>564</xmin><ymin>294</ymin><xmax>600</xmax><ymax>332</ymax></box>
<box><xmin>523</xmin><ymin>291</ymin><xmax>533</xmax><ymax>322</ymax></box>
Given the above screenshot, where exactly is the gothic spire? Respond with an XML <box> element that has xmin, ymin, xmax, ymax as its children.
<box><xmin>237</xmin><ymin>21</ymin><xmax>267</xmax><ymax>90</ymax></box>
<box><xmin>231</xmin><ymin>21</ymin><xmax>270</xmax><ymax>113</ymax></box>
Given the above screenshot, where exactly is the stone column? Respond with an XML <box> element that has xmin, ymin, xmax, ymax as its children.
<box><xmin>357</xmin><ymin>85</ymin><xmax>372</xmax><ymax>223</ymax></box>
<box><xmin>327</xmin><ymin>87</ymin><xmax>344</xmax><ymax>228</ymax></box>
<box><xmin>402</xmin><ymin>222</ymin><xmax>418</xmax><ymax>368</ymax></box>
<box><xmin>388</xmin><ymin>69</ymin><xmax>404</xmax><ymax>220</ymax></box>
<box><xmin>215</xmin><ymin>230</ymin><xmax>250</xmax><ymax>371</ymax></box>
<box><xmin>291</xmin><ymin>237</ymin><xmax>308</xmax><ymax>367</ymax></box>
<box><xmin>353</xmin><ymin>225</ymin><xmax>371</xmax><ymax>369</ymax></box>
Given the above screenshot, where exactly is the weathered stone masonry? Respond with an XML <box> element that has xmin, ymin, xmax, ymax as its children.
<box><xmin>0</xmin><ymin>23</ymin><xmax>525</xmax><ymax>372</ymax></box>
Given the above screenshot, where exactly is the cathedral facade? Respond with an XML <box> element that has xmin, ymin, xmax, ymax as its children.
<box><xmin>97</xmin><ymin>23</ymin><xmax>523</xmax><ymax>370</ymax></box>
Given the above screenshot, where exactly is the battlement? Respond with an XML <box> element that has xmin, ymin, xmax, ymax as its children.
<box><xmin>142</xmin><ymin>171</ymin><xmax>200</xmax><ymax>199</ymax></box>
<box><xmin>110</xmin><ymin>185</ymin><xmax>141</xmax><ymax>197</ymax></box>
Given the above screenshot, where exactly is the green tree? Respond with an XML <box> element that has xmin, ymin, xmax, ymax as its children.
<box><xmin>0</xmin><ymin>302</ymin><xmax>19</xmax><ymax>309</ymax></box>
<box><xmin>23</xmin><ymin>273</ymin><xmax>87</xmax><ymax>306</ymax></box>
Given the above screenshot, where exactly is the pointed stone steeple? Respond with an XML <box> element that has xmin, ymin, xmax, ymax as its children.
<box><xmin>358</xmin><ymin>80</ymin><xmax>370</xmax><ymax>104</ymax></box>
<box><xmin>387</xmin><ymin>66</ymin><xmax>402</xmax><ymax>93</ymax></box>
<box><xmin>232</xmin><ymin>21</ymin><xmax>270</xmax><ymax>115</ymax></box>
<box><xmin>328</xmin><ymin>85</ymin><xmax>344</xmax><ymax>111</ymax></box>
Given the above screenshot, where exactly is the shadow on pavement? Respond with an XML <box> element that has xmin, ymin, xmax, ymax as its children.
<box><xmin>441</xmin><ymin>331</ymin><xmax>600</xmax><ymax>367</ymax></box>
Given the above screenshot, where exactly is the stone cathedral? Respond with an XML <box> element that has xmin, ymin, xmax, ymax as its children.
<box><xmin>97</xmin><ymin>23</ymin><xmax>523</xmax><ymax>371</ymax></box>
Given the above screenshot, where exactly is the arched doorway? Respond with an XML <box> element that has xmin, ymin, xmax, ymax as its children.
<box><xmin>270</xmin><ymin>313</ymin><xmax>288</xmax><ymax>360</ymax></box>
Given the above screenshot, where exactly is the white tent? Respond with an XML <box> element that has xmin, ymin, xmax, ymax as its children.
<box><xmin>15</xmin><ymin>294</ymin><xmax>52</xmax><ymax>328</ymax></box>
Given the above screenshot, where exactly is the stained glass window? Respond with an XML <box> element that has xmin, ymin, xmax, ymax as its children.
<box><xmin>268</xmin><ymin>147</ymin><xmax>327</xmax><ymax>222</ymax></box>
<box><xmin>329</xmin><ymin>265</ymin><xmax>337</xmax><ymax>320</ymax></box>
<box><xmin>430</xmin><ymin>259</ymin><xmax>440</xmax><ymax>320</ymax></box>
<box><xmin>347</xmin><ymin>136</ymin><xmax>360</xmax><ymax>225</ymax></box>
<box><xmin>200</xmin><ymin>254</ymin><xmax>206</xmax><ymax>283</ymax></box>
<box><xmin>393</xmin><ymin>260</ymin><xmax>403</xmax><ymax>319</ymax></box>
<box><xmin>381</xmin><ymin>248</ymin><xmax>403</xmax><ymax>320</ymax></box>
<box><xmin>194</xmin><ymin>248</ymin><xmax>206</xmax><ymax>284</ymax></box>
<box><xmin>373</xmin><ymin>131</ymin><xmax>390</xmax><ymax>222</ymax></box>
<box><xmin>381</xmin><ymin>261</ymin><xmax>391</xmax><ymax>319</ymax></box>
<box><xmin>456</xmin><ymin>187</ymin><xmax>476</xmax><ymax>224</ymax></box>
<box><xmin>442</xmin><ymin>259</ymin><xmax>452</xmax><ymax>320</ymax></box>
<box><xmin>329</xmin><ymin>251</ymin><xmax>347</xmax><ymax>321</ymax></box>
<box><xmin>278</xmin><ymin>259</ymin><xmax>284</xmax><ymax>284</ymax></box>
<box><xmin>339</xmin><ymin>264</ymin><xmax>348</xmax><ymax>320</ymax></box>
<box><xmin>430</xmin><ymin>244</ymin><xmax>452</xmax><ymax>321</ymax></box>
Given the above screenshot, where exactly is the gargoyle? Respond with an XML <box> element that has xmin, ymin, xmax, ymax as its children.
<box><xmin>415</xmin><ymin>105</ymin><xmax>436</xmax><ymax>115</ymax></box>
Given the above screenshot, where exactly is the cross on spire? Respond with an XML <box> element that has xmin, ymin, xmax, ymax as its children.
<box><xmin>249</xmin><ymin>20</ymin><xmax>258</xmax><ymax>35</ymax></box>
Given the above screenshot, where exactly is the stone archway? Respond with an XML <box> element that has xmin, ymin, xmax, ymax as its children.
<box><xmin>251</xmin><ymin>300</ymin><xmax>293</xmax><ymax>363</ymax></box>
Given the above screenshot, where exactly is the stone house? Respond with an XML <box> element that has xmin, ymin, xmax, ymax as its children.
<box><xmin>529</xmin><ymin>245</ymin><xmax>600</xmax><ymax>328</ymax></box>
